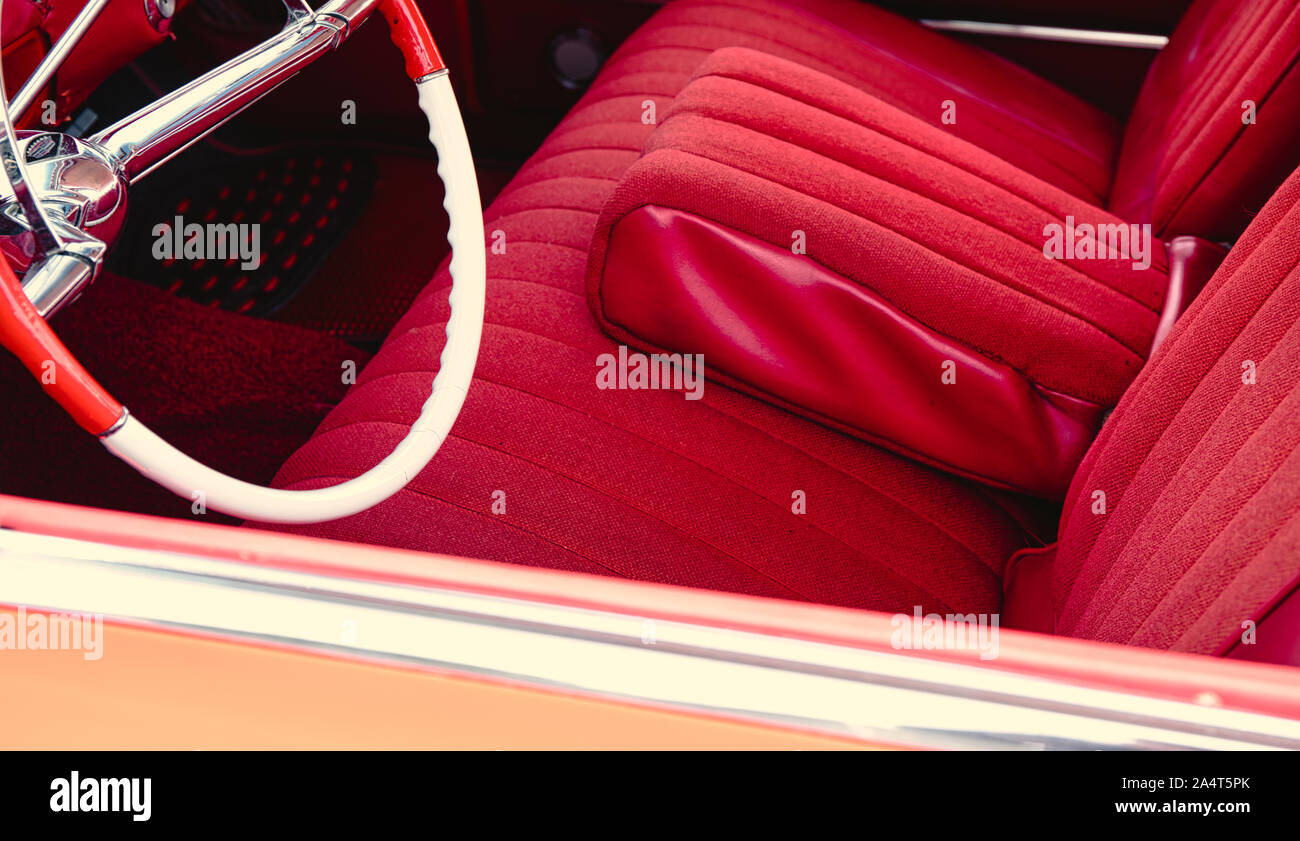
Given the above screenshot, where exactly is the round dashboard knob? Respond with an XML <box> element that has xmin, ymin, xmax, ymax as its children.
<box><xmin>548</xmin><ymin>29</ymin><xmax>605</xmax><ymax>90</ymax></box>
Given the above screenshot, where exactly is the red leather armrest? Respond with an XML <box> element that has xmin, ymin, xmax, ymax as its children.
<box><xmin>587</xmin><ymin>48</ymin><xmax>1171</xmax><ymax>497</ymax></box>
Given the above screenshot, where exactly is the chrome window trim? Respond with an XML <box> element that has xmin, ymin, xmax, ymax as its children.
<box><xmin>920</xmin><ymin>20</ymin><xmax>1169</xmax><ymax>50</ymax></box>
<box><xmin>1</xmin><ymin>529</ymin><xmax>1296</xmax><ymax>750</ymax></box>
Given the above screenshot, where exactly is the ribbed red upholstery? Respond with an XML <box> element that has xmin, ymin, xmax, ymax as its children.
<box><xmin>269</xmin><ymin>0</ymin><xmax>1049</xmax><ymax>612</ymax></box>
<box><xmin>272</xmin><ymin>0</ymin><xmax>1300</xmax><ymax>651</ymax></box>
<box><xmin>612</xmin><ymin>49</ymin><xmax>1167</xmax><ymax>405</ymax></box>
<box><xmin>1055</xmin><ymin>170</ymin><xmax>1300</xmax><ymax>654</ymax></box>
<box><xmin>1111</xmin><ymin>0</ymin><xmax>1300</xmax><ymax>239</ymax></box>
<box><xmin>564</xmin><ymin>0</ymin><xmax>1122</xmax><ymax>203</ymax></box>
<box><xmin>587</xmin><ymin>48</ymin><xmax>1167</xmax><ymax>496</ymax></box>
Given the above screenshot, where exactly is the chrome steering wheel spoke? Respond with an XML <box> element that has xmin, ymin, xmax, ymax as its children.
<box><xmin>91</xmin><ymin>0</ymin><xmax>384</xmax><ymax>184</ymax></box>
<box><xmin>19</xmin><ymin>217</ymin><xmax>108</xmax><ymax>316</ymax></box>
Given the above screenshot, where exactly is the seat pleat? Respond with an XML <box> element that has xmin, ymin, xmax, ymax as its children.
<box><xmin>270</xmin><ymin>0</ymin><xmax>1138</xmax><ymax>613</ymax></box>
<box><xmin>1056</xmin><ymin>170</ymin><xmax>1300</xmax><ymax>654</ymax></box>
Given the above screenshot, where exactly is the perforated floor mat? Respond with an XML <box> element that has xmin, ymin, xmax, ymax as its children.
<box><xmin>110</xmin><ymin>148</ymin><xmax>377</xmax><ymax>315</ymax></box>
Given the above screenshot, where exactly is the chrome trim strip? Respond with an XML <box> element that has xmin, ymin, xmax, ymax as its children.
<box><xmin>920</xmin><ymin>20</ymin><xmax>1169</xmax><ymax>50</ymax></box>
<box><xmin>1</xmin><ymin>530</ymin><xmax>1296</xmax><ymax>749</ymax></box>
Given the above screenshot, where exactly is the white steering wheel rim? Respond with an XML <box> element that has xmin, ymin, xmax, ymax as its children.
<box><xmin>102</xmin><ymin>73</ymin><xmax>486</xmax><ymax>524</ymax></box>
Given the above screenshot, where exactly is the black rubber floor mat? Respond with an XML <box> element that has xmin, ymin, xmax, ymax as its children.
<box><xmin>110</xmin><ymin>148</ymin><xmax>377</xmax><ymax>315</ymax></box>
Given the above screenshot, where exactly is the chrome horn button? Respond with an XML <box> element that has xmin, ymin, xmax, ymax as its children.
<box><xmin>0</xmin><ymin>131</ymin><xmax>127</xmax><ymax>275</ymax></box>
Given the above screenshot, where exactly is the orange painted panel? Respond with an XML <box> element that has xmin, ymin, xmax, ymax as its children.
<box><xmin>0</xmin><ymin>613</ymin><xmax>876</xmax><ymax>749</ymax></box>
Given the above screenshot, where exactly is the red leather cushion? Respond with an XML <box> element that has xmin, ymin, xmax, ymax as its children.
<box><xmin>1111</xmin><ymin>0</ymin><xmax>1300</xmax><ymax>240</ymax></box>
<box><xmin>588</xmin><ymin>48</ymin><xmax>1167</xmax><ymax>497</ymax></box>
<box><xmin>1054</xmin><ymin>167</ymin><xmax>1300</xmax><ymax>654</ymax></box>
<box><xmin>269</xmin><ymin>0</ymin><xmax>1040</xmax><ymax>613</ymax></box>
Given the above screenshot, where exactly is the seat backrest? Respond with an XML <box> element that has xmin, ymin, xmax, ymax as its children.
<box><xmin>1055</xmin><ymin>164</ymin><xmax>1300</xmax><ymax>656</ymax></box>
<box><xmin>1111</xmin><ymin>0</ymin><xmax>1300</xmax><ymax>240</ymax></box>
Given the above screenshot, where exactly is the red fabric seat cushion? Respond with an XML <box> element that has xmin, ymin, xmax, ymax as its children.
<box><xmin>1110</xmin><ymin>0</ymin><xmax>1300</xmax><ymax>240</ymax></box>
<box><xmin>587</xmin><ymin>47</ymin><xmax>1168</xmax><ymax>497</ymax></box>
<box><xmin>268</xmin><ymin>0</ymin><xmax>1049</xmax><ymax>612</ymax></box>
<box><xmin>272</xmin><ymin>0</ymin><xmax>1300</xmax><ymax>653</ymax></box>
<box><xmin>1054</xmin><ymin>168</ymin><xmax>1300</xmax><ymax>654</ymax></box>
<box><xmin>566</xmin><ymin>0</ymin><xmax>1121</xmax><ymax>203</ymax></box>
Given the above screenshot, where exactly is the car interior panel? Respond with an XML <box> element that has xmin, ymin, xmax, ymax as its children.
<box><xmin>2</xmin><ymin>0</ymin><xmax>1300</xmax><ymax>751</ymax></box>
